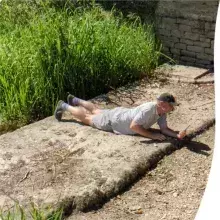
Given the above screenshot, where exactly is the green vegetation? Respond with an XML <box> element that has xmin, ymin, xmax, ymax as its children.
<box><xmin>0</xmin><ymin>0</ymin><xmax>162</xmax><ymax>131</ymax></box>
<box><xmin>0</xmin><ymin>203</ymin><xmax>63</xmax><ymax>220</ymax></box>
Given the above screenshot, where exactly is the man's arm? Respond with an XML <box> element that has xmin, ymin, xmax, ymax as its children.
<box><xmin>130</xmin><ymin>121</ymin><xmax>166</xmax><ymax>141</ymax></box>
<box><xmin>158</xmin><ymin>114</ymin><xmax>186</xmax><ymax>139</ymax></box>
<box><xmin>160</xmin><ymin>126</ymin><xmax>186</xmax><ymax>139</ymax></box>
<box><xmin>160</xmin><ymin>127</ymin><xmax>178</xmax><ymax>138</ymax></box>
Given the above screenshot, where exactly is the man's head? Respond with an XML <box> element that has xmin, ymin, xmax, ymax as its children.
<box><xmin>157</xmin><ymin>93</ymin><xmax>177</xmax><ymax>114</ymax></box>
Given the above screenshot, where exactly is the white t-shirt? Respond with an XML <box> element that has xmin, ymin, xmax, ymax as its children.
<box><xmin>92</xmin><ymin>102</ymin><xmax>167</xmax><ymax>135</ymax></box>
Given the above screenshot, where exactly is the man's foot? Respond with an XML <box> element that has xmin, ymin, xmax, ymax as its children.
<box><xmin>54</xmin><ymin>100</ymin><xmax>64</xmax><ymax>121</ymax></box>
<box><xmin>67</xmin><ymin>94</ymin><xmax>79</xmax><ymax>106</ymax></box>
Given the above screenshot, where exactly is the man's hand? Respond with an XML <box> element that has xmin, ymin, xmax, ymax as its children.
<box><xmin>151</xmin><ymin>133</ymin><xmax>166</xmax><ymax>141</ymax></box>
<box><xmin>177</xmin><ymin>130</ymin><xmax>187</xmax><ymax>139</ymax></box>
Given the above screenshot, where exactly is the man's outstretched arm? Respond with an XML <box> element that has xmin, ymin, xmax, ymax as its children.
<box><xmin>130</xmin><ymin>121</ymin><xmax>166</xmax><ymax>141</ymax></box>
<box><xmin>160</xmin><ymin>126</ymin><xmax>186</xmax><ymax>139</ymax></box>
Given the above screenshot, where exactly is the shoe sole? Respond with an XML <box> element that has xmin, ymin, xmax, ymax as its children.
<box><xmin>54</xmin><ymin>100</ymin><xmax>64</xmax><ymax>121</ymax></box>
<box><xmin>67</xmin><ymin>94</ymin><xmax>75</xmax><ymax>106</ymax></box>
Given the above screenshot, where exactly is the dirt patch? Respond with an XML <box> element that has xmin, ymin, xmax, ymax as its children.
<box><xmin>94</xmin><ymin>77</ymin><xmax>215</xmax><ymax>132</ymax></box>
<box><xmin>69</xmin><ymin>126</ymin><xmax>214</xmax><ymax>220</ymax></box>
<box><xmin>154</xmin><ymin>64</ymin><xmax>209</xmax><ymax>79</ymax></box>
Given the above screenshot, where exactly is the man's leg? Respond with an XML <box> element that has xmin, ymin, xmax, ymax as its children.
<box><xmin>54</xmin><ymin>100</ymin><xmax>93</xmax><ymax>125</ymax></box>
<box><xmin>67</xmin><ymin>94</ymin><xmax>99</xmax><ymax>114</ymax></box>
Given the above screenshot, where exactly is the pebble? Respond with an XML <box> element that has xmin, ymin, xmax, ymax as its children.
<box><xmin>130</xmin><ymin>206</ymin><xmax>141</xmax><ymax>211</ymax></box>
<box><xmin>134</xmin><ymin>209</ymin><xmax>143</xmax><ymax>214</ymax></box>
<box><xmin>173</xmin><ymin>192</ymin><xmax>179</xmax><ymax>197</ymax></box>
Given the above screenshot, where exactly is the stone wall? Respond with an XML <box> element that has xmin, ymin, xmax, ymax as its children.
<box><xmin>98</xmin><ymin>0</ymin><xmax>159</xmax><ymax>23</ymax></box>
<box><xmin>99</xmin><ymin>0</ymin><xmax>219</xmax><ymax>69</ymax></box>
<box><xmin>155</xmin><ymin>0</ymin><xmax>218</xmax><ymax>69</ymax></box>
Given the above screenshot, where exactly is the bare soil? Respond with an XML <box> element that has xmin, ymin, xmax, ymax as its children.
<box><xmin>69</xmin><ymin>126</ymin><xmax>214</xmax><ymax>220</ymax></box>
<box><xmin>67</xmin><ymin>74</ymin><xmax>215</xmax><ymax>219</ymax></box>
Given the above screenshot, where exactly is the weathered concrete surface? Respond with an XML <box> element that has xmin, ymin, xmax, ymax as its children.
<box><xmin>196</xmin><ymin>72</ymin><xmax>214</xmax><ymax>83</ymax></box>
<box><xmin>155</xmin><ymin>64</ymin><xmax>214</xmax><ymax>84</ymax></box>
<box><xmin>155</xmin><ymin>64</ymin><xmax>209</xmax><ymax>79</ymax></box>
<box><xmin>0</xmin><ymin>69</ymin><xmax>215</xmax><ymax>215</ymax></box>
<box><xmin>0</xmin><ymin>119</ymin><xmax>176</xmax><ymax>211</ymax></box>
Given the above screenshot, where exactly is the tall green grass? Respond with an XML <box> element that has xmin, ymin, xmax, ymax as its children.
<box><xmin>0</xmin><ymin>203</ymin><xmax>63</xmax><ymax>220</ymax></box>
<box><xmin>0</xmin><ymin>0</ymin><xmax>162</xmax><ymax>131</ymax></box>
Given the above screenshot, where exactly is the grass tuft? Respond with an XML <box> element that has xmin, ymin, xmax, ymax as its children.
<box><xmin>0</xmin><ymin>203</ymin><xmax>63</xmax><ymax>220</ymax></box>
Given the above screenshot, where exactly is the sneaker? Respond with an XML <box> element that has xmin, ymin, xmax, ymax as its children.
<box><xmin>54</xmin><ymin>100</ymin><xmax>64</xmax><ymax>121</ymax></box>
<box><xmin>67</xmin><ymin>94</ymin><xmax>76</xmax><ymax>106</ymax></box>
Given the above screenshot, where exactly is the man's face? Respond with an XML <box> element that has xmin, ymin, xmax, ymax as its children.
<box><xmin>160</xmin><ymin>101</ymin><xmax>174</xmax><ymax>113</ymax></box>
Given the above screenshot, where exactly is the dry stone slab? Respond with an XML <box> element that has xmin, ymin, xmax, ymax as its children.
<box><xmin>180</xmin><ymin>39</ymin><xmax>194</xmax><ymax>46</ymax></box>
<box><xmin>175</xmin><ymin>43</ymin><xmax>186</xmax><ymax>50</ymax></box>
<box><xmin>196</xmin><ymin>72</ymin><xmax>214</xmax><ymax>83</ymax></box>
<box><xmin>155</xmin><ymin>64</ymin><xmax>209</xmax><ymax>80</ymax></box>
<box><xmin>204</xmin><ymin>48</ymin><xmax>214</xmax><ymax>55</ymax></box>
<box><xmin>187</xmin><ymin>45</ymin><xmax>204</xmax><ymax>53</ymax></box>
<box><xmin>181</xmin><ymin>56</ymin><xmax>196</xmax><ymax>63</ymax></box>
<box><xmin>0</xmin><ymin>119</ymin><xmax>174</xmax><ymax>211</ymax></box>
<box><xmin>181</xmin><ymin>50</ymin><xmax>196</xmax><ymax>58</ymax></box>
<box><xmin>0</xmin><ymin>71</ymin><xmax>215</xmax><ymax>215</ymax></box>
<box><xmin>196</xmin><ymin>53</ymin><xmax>213</xmax><ymax>61</ymax></box>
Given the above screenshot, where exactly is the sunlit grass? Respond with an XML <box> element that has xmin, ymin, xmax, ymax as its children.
<box><xmin>0</xmin><ymin>0</ymin><xmax>162</xmax><ymax>131</ymax></box>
